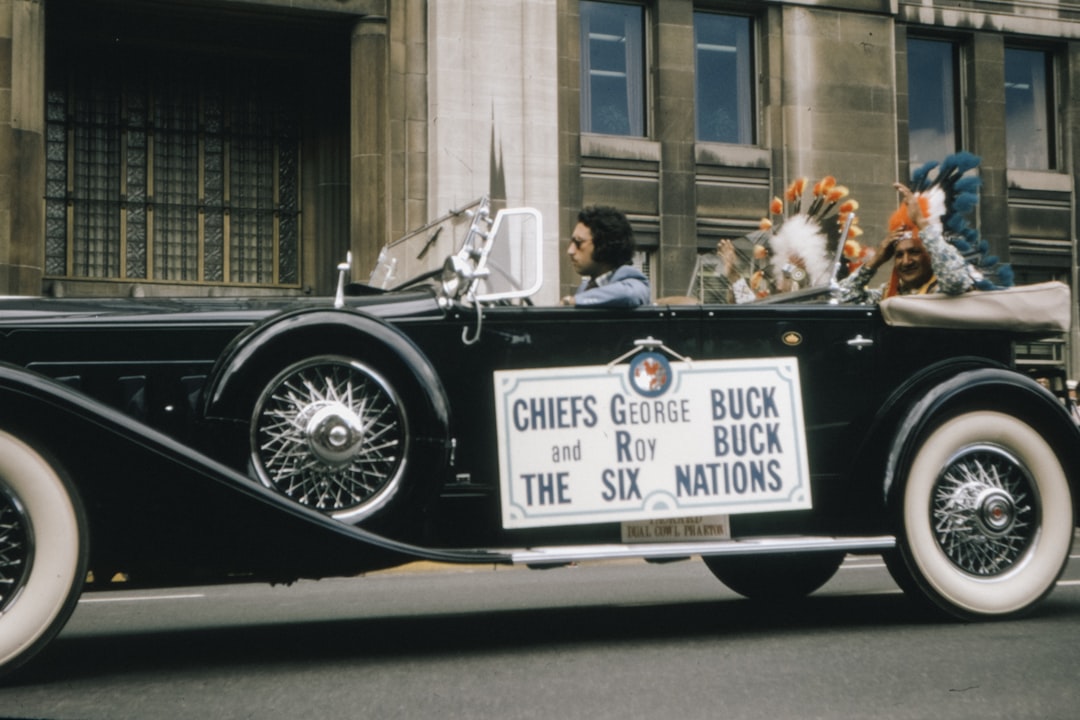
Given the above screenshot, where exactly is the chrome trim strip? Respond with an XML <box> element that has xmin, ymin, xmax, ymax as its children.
<box><xmin>510</xmin><ymin>535</ymin><xmax>896</xmax><ymax>565</ymax></box>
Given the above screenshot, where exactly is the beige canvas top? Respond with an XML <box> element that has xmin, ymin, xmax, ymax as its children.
<box><xmin>880</xmin><ymin>281</ymin><xmax>1071</xmax><ymax>333</ymax></box>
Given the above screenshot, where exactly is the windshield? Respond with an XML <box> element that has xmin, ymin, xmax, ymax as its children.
<box><xmin>367</xmin><ymin>197</ymin><xmax>543</xmax><ymax>304</ymax></box>
<box><xmin>368</xmin><ymin>198</ymin><xmax>487</xmax><ymax>291</ymax></box>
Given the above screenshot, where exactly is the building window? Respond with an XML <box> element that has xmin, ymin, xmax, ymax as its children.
<box><xmin>1006</xmin><ymin>47</ymin><xmax>1056</xmax><ymax>170</ymax></box>
<box><xmin>1013</xmin><ymin>267</ymin><xmax>1070</xmax><ymax>371</ymax></box>
<box><xmin>694</xmin><ymin>12</ymin><xmax>754</xmax><ymax>145</ymax></box>
<box><xmin>45</xmin><ymin>64</ymin><xmax>301</xmax><ymax>287</ymax></box>
<box><xmin>633</xmin><ymin>250</ymin><xmax>652</xmax><ymax>293</ymax></box>
<box><xmin>688</xmin><ymin>250</ymin><xmax>730</xmax><ymax>303</ymax></box>
<box><xmin>906</xmin><ymin>38</ymin><xmax>960</xmax><ymax>166</ymax></box>
<box><xmin>580</xmin><ymin>1</ymin><xmax>645</xmax><ymax>136</ymax></box>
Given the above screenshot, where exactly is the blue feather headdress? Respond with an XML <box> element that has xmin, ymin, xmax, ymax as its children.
<box><xmin>909</xmin><ymin>152</ymin><xmax>1014</xmax><ymax>290</ymax></box>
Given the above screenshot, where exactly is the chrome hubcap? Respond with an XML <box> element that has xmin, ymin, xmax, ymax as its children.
<box><xmin>974</xmin><ymin>487</ymin><xmax>1016</xmax><ymax>536</ymax></box>
<box><xmin>932</xmin><ymin>445</ymin><xmax>1037</xmax><ymax>577</ymax></box>
<box><xmin>304</xmin><ymin>404</ymin><xmax>367</xmax><ymax>467</ymax></box>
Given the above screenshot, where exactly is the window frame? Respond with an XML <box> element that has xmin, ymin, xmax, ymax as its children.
<box><xmin>904</xmin><ymin>35</ymin><xmax>965</xmax><ymax>167</ymax></box>
<box><xmin>1004</xmin><ymin>43</ymin><xmax>1059</xmax><ymax>172</ymax></box>
<box><xmin>693</xmin><ymin>9</ymin><xmax>756</xmax><ymax>146</ymax></box>
<box><xmin>579</xmin><ymin>0</ymin><xmax>648</xmax><ymax>138</ymax></box>
<box><xmin>44</xmin><ymin>69</ymin><xmax>303</xmax><ymax>289</ymax></box>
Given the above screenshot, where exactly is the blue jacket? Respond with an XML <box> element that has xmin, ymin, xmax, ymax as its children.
<box><xmin>574</xmin><ymin>265</ymin><xmax>651</xmax><ymax>307</ymax></box>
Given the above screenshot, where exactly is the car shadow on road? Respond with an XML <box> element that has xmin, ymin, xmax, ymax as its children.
<box><xmin>8</xmin><ymin>589</ymin><xmax>1080</xmax><ymax>686</ymax></box>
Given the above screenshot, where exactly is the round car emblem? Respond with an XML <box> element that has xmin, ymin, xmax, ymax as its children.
<box><xmin>782</xmin><ymin>331</ymin><xmax>803</xmax><ymax>347</ymax></box>
<box><xmin>628</xmin><ymin>351</ymin><xmax>672</xmax><ymax>398</ymax></box>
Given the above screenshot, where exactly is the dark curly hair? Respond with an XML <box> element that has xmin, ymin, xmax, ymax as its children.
<box><xmin>577</xmin><ymin>206</ymin><xmax>636</xmax><ymax>268</ymax></box>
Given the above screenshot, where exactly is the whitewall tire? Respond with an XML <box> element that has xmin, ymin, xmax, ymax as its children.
<box><xmin>0</xmin><ymin>431</ymin><xmax>86</xmax><ymax>676</ymax></box>
<box><xmin>896</xmin><ymin>411</ymin><xmax>1073</xmax><ymax>619</ymax></box>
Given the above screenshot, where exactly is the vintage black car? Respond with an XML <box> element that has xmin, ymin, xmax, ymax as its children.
<box><xmin>1</xmin><ymin>197</ymin><xmax>1077</xmax><ymax>676</ymax></box>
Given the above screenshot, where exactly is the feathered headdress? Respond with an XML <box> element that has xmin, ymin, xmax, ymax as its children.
<box><xmin>746</xmin><ymin>175</ymin><xmax>861</xmax><ymax>295</ymax></box>
<box><xmin>898</xmin><ymin>152</ymin><xmax>1014</xmax><ymax>291</ymax></box>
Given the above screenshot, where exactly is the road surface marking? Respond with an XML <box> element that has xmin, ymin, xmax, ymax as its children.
<box><xmin>80</xmin><ymin>593</ymin><xmax>205</xmax><ymax>603</ymax></box>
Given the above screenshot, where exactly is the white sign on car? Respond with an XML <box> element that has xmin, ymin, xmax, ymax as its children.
<box><xmin>493</xmin><ymin>353</ymin><xmax>811</xmax><ymax>529</ymax></box>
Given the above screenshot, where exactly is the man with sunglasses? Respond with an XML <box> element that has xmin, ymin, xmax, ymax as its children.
<box><xmin>561</xmin><ymin>205</ymin><xmax>650</xmax><ymax>307</ymax></box>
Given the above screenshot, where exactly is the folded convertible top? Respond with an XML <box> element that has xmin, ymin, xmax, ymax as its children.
<box><xmin>881</xmin><ymin>281</ymin><xmax>1070</xmax><ymax>333</ymax></box>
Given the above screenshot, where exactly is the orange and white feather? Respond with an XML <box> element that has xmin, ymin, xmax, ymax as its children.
<box><xmin>769</xmin><ymin>214</ymin><xmax>831</xmax><ymax>286</ymax></box>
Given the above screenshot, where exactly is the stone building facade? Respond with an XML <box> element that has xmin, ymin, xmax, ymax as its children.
<box><xmin>1</xmin><ymin>0</ymin><xmax>1078</xmax><ymax>371</ymax></box>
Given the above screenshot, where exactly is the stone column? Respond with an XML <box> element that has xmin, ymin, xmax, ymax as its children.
<box><xmin>654</xmin><ymin>1</ymin><xmax>696</xmax><ymax>297</ymax></box>
<box><xmin>0</xmin><ymin>0</ymin><xmax>46</xmax><ymax>295</ymax></box>
<box><xmin>778</xmin><ymin>5</ymin><xmax>899</xmax><ymax>239</ymax></box>
<box><xmin>1063</xmin><ymin>41</ymin><xmax>1080</xmax><ymax>374</ymax></box>
<box><xmin>351</xmin><ymin>15</ymin><xmax>389</xmax><ymax>279</ymax></box>
<box><xmin>968</xmin><ymin>34</ymin><xmax>1009</xmax><ymax>260</ymax></box>
<box><xmin>428</xmin><ymin>0</ymin><xmax>561</xmax><ymax>304</ymax></box>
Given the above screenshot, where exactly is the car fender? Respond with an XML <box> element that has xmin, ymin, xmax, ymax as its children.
<box><xmin>879</xmin><ymin>365</ymin><xmax>1080</xmax><ymax>516</ymax></box>
<box><xmin>202</xmin><ymin>306</ymin><xmax>450</xmax><ymax>436</ymax></box>
<box><xmin>199</xmin><ymin>307</ymin><xmax>454</xmax><ymax>519</ymax></box>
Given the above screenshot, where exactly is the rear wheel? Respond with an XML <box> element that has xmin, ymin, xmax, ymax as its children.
<box><xmin>0</xmin><ymin>431</ymin><xmax>86</xmax><ymax>677</ymax></box>
<box><xmin>703</xmin><ymin>552</ymin><xmax>845</xmax><ymax>601</ymax></box>
<box><xmin>894</xmin><ymin>410</ymin><xmax>1073</xmax><ymax>619</ymax></box>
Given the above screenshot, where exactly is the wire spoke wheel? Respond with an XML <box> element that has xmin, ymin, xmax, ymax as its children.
<box><xmin>251</xmin><ymin>356</ymin><xmax>409</xmax><ymax>524</ymax></box>
<box><xmin>0</xmin><ymin>483</ymin><xmax>32</xmax><ymax>616</ymax></box>
<box><xmin>931</xmin><ymin>445</ymin><xmax>1036</xmax><ymax>577</ymax></box>
<box><xmin>897</xmin><ymin>410</ymin><xmax>1073</xmax><ymax>619</ymax></box>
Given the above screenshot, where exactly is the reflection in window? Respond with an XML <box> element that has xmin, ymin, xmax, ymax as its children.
<box><xmin>695</xmin><ymin>13</ymin><xmax>753</xmax><ymax>144</ymax></box>
<box><xmin>1006</xmin><ymin>48</ymin><xmax>1055</xmax><ymax>170</ymax></box>
<box><xmin>907</xmin><ymin>39</ymin><xmax>959</xmax><ymax>166</ymax></box>
<box><xmin>633</xmin><ymin>250</ymin><xmax>652</xmax><ymax>298</ymax></box>
<box><xmin>580</xmin><ymin>1</ymin><xmax>645</xmax><ymax>136</ymax></box>
<box><xmin>688</xmin><ymin>251</ymin><xmax>730</xmax><ymax>303</ymax></box>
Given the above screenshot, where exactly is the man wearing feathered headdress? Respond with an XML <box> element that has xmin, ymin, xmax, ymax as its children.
<box><xmin>717</xmin><ymin>174</ymin><xmax>860</xmax><ymax>304</ymax></box>
<box><xmin>713</xmin><ymin>153</ymin><xmax>1007</xmax><ymax>306</ymax></box>
<box><xmin>838</xmin><ymin>152</ymin><xmax>1011</xmax><ymax>305</ymax></box>
<box><xmin>838</xmin><ymin>182</ymin><xmax>974</xmax><ymax>303</ymax></box>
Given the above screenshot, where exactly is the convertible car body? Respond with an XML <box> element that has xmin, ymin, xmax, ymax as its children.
<box><xmin>2</xmin><ymin>198</ymin><xmax>1078</xmax><ymax>676</ymax></box>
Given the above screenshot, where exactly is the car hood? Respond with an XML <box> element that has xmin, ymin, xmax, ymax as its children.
<box><xmin>0</xmin><ymin>288</ymin><xmax>445</xmax><ymax>325</ymax></box>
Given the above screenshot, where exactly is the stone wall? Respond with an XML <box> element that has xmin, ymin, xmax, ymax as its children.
<box><xmin>0</xmin><ymin>0</ymin><xmax>44</xmax><ymax>296</ymax></box>
<box><xmin>427</xmin><ymin>0</ymin><xmax>561</xmax><ymax>304</ymax></box>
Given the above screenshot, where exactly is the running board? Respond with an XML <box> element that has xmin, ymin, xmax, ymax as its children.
<box><xmin>510</xmin><ymin>535</ymin><xmax>896</xmax><ymax>566</ymax></box>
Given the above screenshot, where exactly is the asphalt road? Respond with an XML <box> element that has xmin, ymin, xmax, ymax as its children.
<box><xmin>2</xmin><ymin>546</ymin><xmax>1080</xmax><ymax>720</ymax></box>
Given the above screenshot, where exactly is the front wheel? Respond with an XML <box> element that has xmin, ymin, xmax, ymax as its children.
<box><xmin>894</xmin><ymin>410</ymin><xmax>1074</xmax><ymax>619</ymax></box>
<box><xmin>0</xmin><ymin>431</ymin><xmax>87</xmax><ymax>677</ymax></box>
